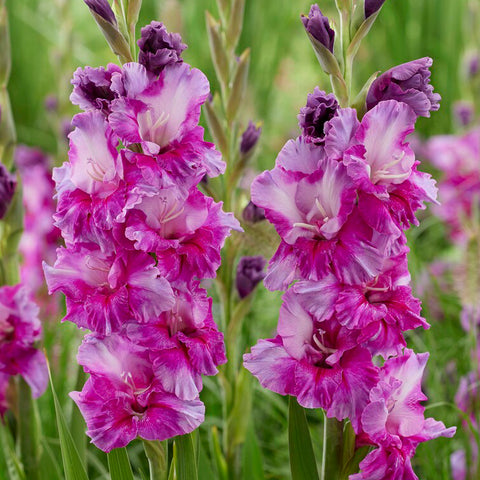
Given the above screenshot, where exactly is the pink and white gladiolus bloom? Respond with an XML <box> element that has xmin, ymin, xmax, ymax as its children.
<box><xmin>44</xmin><ymin>23</ymin><xmax>239</xmax><ymax>451</ymax></box>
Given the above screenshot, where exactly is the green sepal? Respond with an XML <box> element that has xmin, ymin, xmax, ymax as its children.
<box><xmin>205</xmin><ymin>12</ymin><xmax>229</xmax><ymax>93</ymax></box>
<box><xmin>347</xmin><ymin>9</ymin><xmax>380</xmax><ymax>62</ymax></box>
<box><xmin>89</xmin><ymin>9</ymin><xmax>133</xmax><ymax>64</ymax></box>
<box><xmin>226</xmin><ymin>0</ymin><xmax>245</xmax><ymax>52</ymax></box>
<box><xmin>226</xmin><ymin>48</ymin><xmax>250</xmax><ymax>123</ymax></box>
<box><xmin>350</xmin><ymin>70</ymin><xmax>380</xmax><ymax>117</ymax></box>
<box><xmin>203</xmin><ymin>98</ymin><xmax>228</xmax><ymax>155</ymax></box>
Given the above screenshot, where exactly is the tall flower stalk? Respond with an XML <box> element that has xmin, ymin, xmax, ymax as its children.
<box><xmin>203</xmin><ymin>1</ymin><xmax>266</xmax><ymax>478</ymax></box>
<box><xmin>243</xmin><ymin>2</ymin><xmax>456</xmax><ymax>479</ymax></box>
<box><xmin>44</xmin><ymin>1</ymin><xmax>240</xmax><ymax>476</ymax></box>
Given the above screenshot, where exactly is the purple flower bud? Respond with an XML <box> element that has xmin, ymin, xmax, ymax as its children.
<box><xmin>0</xmin><ymin>164</ymin><xmax>16</xmax><ymax>220</ymax></box>
<box><xmin>467</xmin><ymin>53</ymin><xmax>480</xmax><ymax>78</ymax></box>
<box><xmin>44</xmin><ymin>95</ymin><xmax>58</xmax><ymax>112</ymax></box>
<box><xmin>236</xmin><ymin>256</ymin><xmax>266</xmax><ymax>299</ymax></box>
<box><xmin>298</xmin><ymin>87</ymin><xmax>338</xmax><ymax>142</ymax></box>
<box><xmin>138</xmin><ymin>22</ymin><xmax>187</xmax><ymax>76</ymax></box>
<box><xmin>84</xmin><ymin>0</ymin><xmax>116</xmax><ymax>25</ymax></box>
<box><xmin>301</xmin><ymin>5</ymin><xmax>335</xmax><ymax>53</ymax></box>
<box><xmin>240</xmin><ymin>121</ymin><xmax>262</xmax><ymax>156</ymax></box>
<box><xmin>364</xmin><ymin>0</ymin><xmax>387</xmax><ymax>19</ymax></box>
<box><xmin>70</xmin><ymin>64</ymin><xmax>121</xmax><ymax>114</ymax></box>
<box><xmin>366</xmin><ymin>57</ymin><xmax>441</xmax><ymax>118</ymax></box>
<box><xmin>242</xmin><ymin>201</ymin><xmax>265</xmax><ymax>223</ymax></box>
<box><xmin>454</xmin><ymin>101</ymin><xmax>474</xmax><ymax>127</ymax></box>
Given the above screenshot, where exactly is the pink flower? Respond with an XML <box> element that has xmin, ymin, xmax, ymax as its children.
<box><xmin>244</xmin><ymin>289</ymin><xmax>378</xmax><ymax>428</ymax></box>
<box><xmin>44</xmin><ymin>245</ymin><xmax>174</xmax><ymax>334</ymax></box>
<box><xmin>71</xmin><ymin>334</ymin><xmax>204</xmax><ymax>452</ymax></box>
<box><xmin>122</xmin><ymin>183</ymin><xmax>240</xmax><ymax>281</ymax></box>
<box><xmin>15</xmin><ymin>146</ymin><xmax>61</xmax><ymax>295</ymax></box>
<box><xmin>109</xmin><ymin>62</ymin><xmax>224</xmax><ymax>177</ymax></box>
<box><xmin>353</xmin><ymin>349</ymin><xmax>456</xmax><ymax>479</ymax></box>
<box><xmin>0</xmin><ymin>285</ymin><xmax>48</xmax><ymax>398</ymax></box>
<box><xmin>125</xmin><ymin>281</ymin><xmax>226</xmax><ymax>400</ymax></box>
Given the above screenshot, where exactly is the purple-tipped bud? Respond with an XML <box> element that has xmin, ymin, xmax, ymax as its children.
<box><xmin>70</xmin><ymin>64</ymin><xmax>121</xmax><ymax>114</ymax></box>
<box><xmin>240</xmin><ymin>122</ymin><xmax>262</xmax><ymax>156</ymax></box>
<box><xmin>298</xmin><ymin>87</ymin><xmax>338</xmax><ymax>142</ymax></box>
<box><xmin>301</xmin><ymin>5</ymin><xmax>335</xmax><ymax>53</ymax></box>
<box><xmin>138</xmin><ymin>22</ymin><xmax>187</xmax><ymax>76</ymax></box>
<box><xmin>364</xmin><ymin>0</ymin><xmax>387</xmax><ymax>19</ymax></box>
<box><xmin>453</xmin><ymin>101</ymin><xmax>474</xmax><ymax>127</ymax></box>
<box><xmin>242</xmin><ymin>201</ymin><xmax>265</xmax><ymax>223</ymax></box>
<box><xmin>0</xmin><ymin>164</ymin><xmax>16</xmax><ymax>220</ymax></box>
<box><xmin>236</xmin><ymin>256</ymin><xmax>266</xmax><ymax>299</ymax></box>
<box><xmin>84</xmin><ymin>0</ymin><xmax>116</xmax><ymax>25</ymax></box>
<box><xmin>366</xmin><ymin>57</ymin><xmax>441</xmax><ymax>118</ymax></box>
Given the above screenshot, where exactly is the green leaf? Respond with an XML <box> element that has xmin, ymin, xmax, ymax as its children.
<box><xmin>196</xmin><ymin>437</ymin><xmax>214</xmax><ymax>480</ymax></box>
<box><xmin>288</xmin><ymin>397</ymin><xmax>319</xmax><ymax>480</ymax></box>
<box><xmin>241</xmin><ymin>423</ymin><xmax>265</xmax><ymax>480</ymax></box>
<box><xmin>49</xmin><ymin>366</ymin><xmax>89</xmax><ymax>480</ymax></box>
<box><xmin>108</xmin><ymin>448</ymin><xmax>134</xmax><ymax>480</ymax></box>
<box><xmin>175</xmin><ymin>434</ymin><xmax>197</xmax><ymax>480</ymax></box>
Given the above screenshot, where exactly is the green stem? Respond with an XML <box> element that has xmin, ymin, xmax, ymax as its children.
<box><xmin>323</xmin><ymin>417</ymin><xmax>343</xmax><ymax>480</ymax></box>
<box><xmin>143</xmin><ymin>440</ymin><xmax>168</xmax><ymax>480</ymax></box>
<box><xmin>18</xmin><ymin>378</ymin><xmax>41</xmax><ymax>480</ymax></box>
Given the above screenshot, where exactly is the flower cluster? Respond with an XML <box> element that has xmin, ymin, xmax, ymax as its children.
<box><xmin>44</xmin><ymin>23</ymin><xmax>240</xmax><ymax>452</ymax></box>
<box><xmin>425</xmin><ymin>127</ymin><xmax>480</xmax><ymax>244</ymax></box>
<box><xmin>0</xmin><ymin>284</ymin><xmax>48</xmax><ymax>415</ymax></box>
<box><xmin>15</xmin><ymin>146</ymin><xmax>61</xmax><ymax>317</ymax></box>
<box><xmin>244</xmin><ymin>56</ymin><xmax>455</xmax><ymax>478</ymax></box>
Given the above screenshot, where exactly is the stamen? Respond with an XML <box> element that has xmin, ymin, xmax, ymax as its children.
<box><xmin>293</xmin><ymin>222</ymin><xmax>318</xmax><ymax>232</ymax></box>
<box><xmin>315</xmin><ymin>198</ymin><xmax>329</xmax><ymax>219</ymax></box>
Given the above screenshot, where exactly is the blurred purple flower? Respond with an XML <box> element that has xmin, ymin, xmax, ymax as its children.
<box><xmin>240</xmin><ymin>121</ymin><xmax>261</xmax><ymax>155</ymax></box>
<box><xmin>298</xmin><ymin>87</ymin><xmax>338</xmax><ymax>142</ymax></box>
<box><xmin>0</xmin><ymin>163</ymin><xmax>16</xmax><ymax>220</ymax></box>
<box><xmin>301</xmin><ymin>4</ymin><xmax>334</xmax><ymax>53</ymax></box>
<box><xmin>366</xmin><ymin>57</ymin><xmax>441</xmax><ymax>117</ymax></box>
<box><xmin>44</xmin><ymin>95</ymin><xmax>58</xmax><ymax>112</ymax></box>
<box><xmin>236</xmin><ymin>256</ymin><xmax>266</xmax><ymax>299</ymax></box>
<box><xmin>138</xmin><ymin>22</ymin><xmax>186</xmax><ymax>76</ymax></box>
<box><xmin>454</xmin><ymin>101</ymin><xmax>474</xmax><ymax>127</ymax></box>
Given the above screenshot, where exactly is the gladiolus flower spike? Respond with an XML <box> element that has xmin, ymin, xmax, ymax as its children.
<box><xmin>44</xmin><ymin>23</ymin><xmax>240</xmax><ymax>452</ymax></box>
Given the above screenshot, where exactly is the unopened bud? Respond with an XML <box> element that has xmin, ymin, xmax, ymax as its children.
<box><xmin>301</xmin><ymin>4</ymin><xmax>334</xmax><ymax>53</ymax></box>
<box><xmin>0</xmin><ymin>163</ymin><xmax>15</xmax><ymax>220</ymax></box>
<box><xmin>236</xmin><ymin>256</ymin><xmax>266</xmax><ymax>299</ymax></box>
<box><xmin>84</xmin><ymin>0</ymin><xmax>116</xmax><ymax>25</ymax></box>
<box><xmin>240</xmin><ymin>121</ymin><xmax>261</xmax><ymax>156</ymax></box>
<box><xmin>242</xmin><ymin>201</ymin><xmax>265</xmax><ymax>223</ymax></box>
